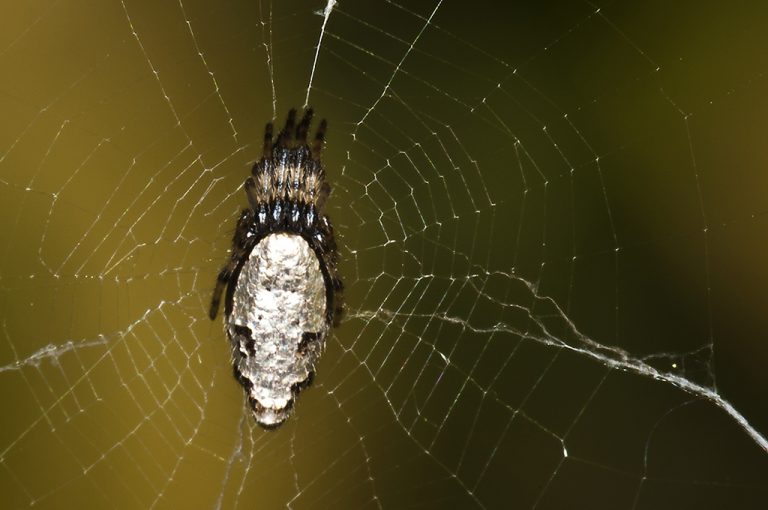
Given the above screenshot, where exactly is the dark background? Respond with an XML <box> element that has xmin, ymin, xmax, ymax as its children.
<box><xmin>1</xmin><ymin>0</ymin><xmax>767</xmax><ymax>508</ymax></box>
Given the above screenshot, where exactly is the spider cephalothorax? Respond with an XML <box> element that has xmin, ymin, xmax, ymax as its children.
<box><xmin>209</xmin><ymin>109</ymin><xmax>343</xmax><ymax>428</ymax></box>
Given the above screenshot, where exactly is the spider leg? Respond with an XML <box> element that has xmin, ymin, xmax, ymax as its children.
<box><xmin>312</xmin><ymin>215</ymin><xmax>344</xmax><ymax>327</ymax></box>
<box><xmin>244</xmin><ymin>177</ymin><xmax>261</xmax><ymax>210</ymax></box>
<box><xmin>329</xmin><ymin>273</ymin><xmax>344</xmax><ymax>327</ymax></box>
<box><xmin>262</xmin><ymin>122</ymin><xmax>274</xmax><ymax>159</ymax></box>
<box><xmin>311</xmin><ymin>119</ymin><xmax>327</xmax><ymax>160</ymax></box>
<box><xmin>296</xmin><ymin>108</ymin><xmax>313</xmax><ymax>143</ymax></box>
<box><xmin>209</xmin><ymin>269</ymin><xmax>229</xmax><ymax>320</ymax></box>
<box><xmin>315</xmin><ymin>181</ymin><xmax>331</xmax><ymax>211</ymax></box>
<box><xmin>209</xmin><ymin>209</ymin><xmax>254</xmax><ymax>320</ymax></box>
<box><xmin>278</xmin><ymin>109</ymin><xmax>297</xmax><ymax>147</ymax></box>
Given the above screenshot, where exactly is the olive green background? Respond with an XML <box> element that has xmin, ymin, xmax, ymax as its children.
<box><xmin>1</xmin><ymin>0</ymin><xmax>768</xmax><ymax>508</ymax></box>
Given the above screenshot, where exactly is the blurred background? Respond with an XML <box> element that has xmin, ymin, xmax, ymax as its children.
<box><xmin>1</xmin><ymin>0</ymin><xmax>767</xmax><ymax>508</ymax></box>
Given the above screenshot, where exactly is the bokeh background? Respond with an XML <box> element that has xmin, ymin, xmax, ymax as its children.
<box><xmin>1</xmin><ymin>0</ymin><xmax>768</xmax><ymax>508</ymax></box>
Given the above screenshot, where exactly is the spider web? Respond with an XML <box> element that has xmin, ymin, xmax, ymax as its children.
<box><xmin>1</xmin><ymin>0</ymin><xmax>767</xmax><ymax>508</ymax></box>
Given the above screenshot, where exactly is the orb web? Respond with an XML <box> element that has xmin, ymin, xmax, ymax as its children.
<box><xmin>1</xmin><ymin>0</ymin><xmax>767</xmax><ymax>508</ymax></box>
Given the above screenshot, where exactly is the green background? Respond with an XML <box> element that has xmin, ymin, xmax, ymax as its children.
<box><xmin>1</xmin><ymin>0</ymin><xmax>767</xmax><ymax>508</ymax></box>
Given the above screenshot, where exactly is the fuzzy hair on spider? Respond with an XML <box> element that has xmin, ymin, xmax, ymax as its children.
<box><xmin>209</xmin><ymin>108</ymin><xmax>343</xmax><ymax>429</ymax></box>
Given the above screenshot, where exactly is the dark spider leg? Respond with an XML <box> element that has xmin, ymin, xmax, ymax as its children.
<box><xmin>209</xmin><ymin>272</ymin><xmax>228</xmax><ymax>320</ymax></box>
<box><xmin>209</xmin><ymin>209</ymin><xmax>254</xmax><ymax>320</ymax></box>
<box><xmin>296</xmin><ymin>108</ymin><xmax>313</xmax><ymax>143</ymax></box>
<box><xmin>311</xmin><ymin>215</ymin><xmax>344</xmax><ymax>326</ymax></box>
<box><xmin>324</xmin><ymin>254</ymin><xmax>345</xmax><ymax>328</ymax></box>
<box><xmin>262</xmin><ymin>122</ymin><xmax>274</xmax><ymax>159</ymax></box>
<box><xmin>279</xmin><ymin>109</ymin><xmax>297</xmax><ymax>147</ymax></box>
<box><xmin>328</xmin><ymin>267</ymin><xmax>344</xmax><ymax>326</ymax></box>
<box><xmin>331</xmin><ymin>278</ymin><xmax>345</xmax><ymax>327</ymax></box>
<box><xmin>311</xmin><ymin>119</ymin><xmax>327</xmax><ymax>160</ymax></box>
<box><xmin>243</xmin><ymin>177</ymin><xmax>260</xmax><ymax>210</ymax></box>
<box><xmin>315</xmin><ymin>181</ymin><xmax>331</xmax><ymax>211</ymax></box>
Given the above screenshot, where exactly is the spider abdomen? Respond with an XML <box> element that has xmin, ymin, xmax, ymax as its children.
<box><xmin>227</xmin><ymin>233</ymin><xmax>328</xmax><ymax>428</ymax></box>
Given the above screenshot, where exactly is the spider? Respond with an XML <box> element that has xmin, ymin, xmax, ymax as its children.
<box><xmin>209</xmin><ymin>109</ymin><xmax>343</xmax><ymax>429</ymax></box>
